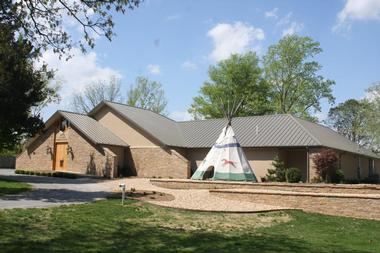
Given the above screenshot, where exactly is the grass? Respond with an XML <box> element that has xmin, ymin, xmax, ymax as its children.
<box><xmin>0</xmin><ymin>199</ymin><xmax>379</xmax><ymax>252</ymax></box>
<box><xmin>0</xmin><ymin>179</ymin><xmax>32</xmax><ymax>196</ymax></box>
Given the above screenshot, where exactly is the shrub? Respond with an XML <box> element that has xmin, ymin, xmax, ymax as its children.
<box><xmin>266</xmin><ymin>156</ymin><xmax>287</xmax><ymax>182</ymax></box>
<box><xmin>331</xmin><ymin>169</ymin><xmax>345</xmax><ymax>183</ymax></box>
<box><xmin>362</xmin><ymin>174</ymin><xmax>379</xmax><ymax>184</ymax></box>
<box><xmin>286</xmin><ymin>167</ymin><xmax>302</xmax><ymax>183</ymax></box>
<box><xmin>312</xmin><ymin>149</ymin><xmax>339</xmax><ymax>183</ymax></box>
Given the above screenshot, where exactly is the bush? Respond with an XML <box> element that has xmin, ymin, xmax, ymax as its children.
<box><xmin>266</xmin><ymin>156</ymin><xmax>287</xmax><ymax>182</ymax></box>
<box><xmin>285</xmin><ymin>167</ymin><xmax>302</xmax><ymax>183</ymax></box>
<box><xmin>312</xmin><ymin>149</ymin><xmax>339</xmax><ymax>183</ymax></box>
<box><xmin>362</xmin><ymin>174</ymin><xmax>379</xmax><ymax>184</ymax></box>
<box><xmin>331</xmin><ymin>169</ymin><xmax>345</xmax><ymax>183</ymax></box>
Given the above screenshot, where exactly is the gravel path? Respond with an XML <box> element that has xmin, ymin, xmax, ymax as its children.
<box><xmin>107</xmin><ymin>178</ymin><xmax>287</xmax><ymax>213</ymax></box>
<box><xmin>0</xmin><ymin>169</ymin><xmax>286</xmax><ymax>213</ymax></box>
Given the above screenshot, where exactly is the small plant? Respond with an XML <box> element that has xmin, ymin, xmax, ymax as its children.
<box><xmin>285</xmin><ymin>167</ymin><xmax>302</xmax><ymax>183</ymax></box>
<box><xmin>362</xmin><ymin>174</ymin><xmax>379</xmax><ymax>184</ymax></box>
<box><xmin>331</xmin><ymin>169</ymin><xmax>345</xmax><ymax>183</ymax></box>
<box><xmin>130</xmin><ymin>188</ymin><xmax>136</xmax><ymax>192</ymax></box>
<box><xmin>312</xmin><ymin>149</ymin><xmax>339</xmax><ymax>183</ymax></box>
<box><xmin>266</xmin><ymin>156</ymin><xmax>287</xmax><ymax>182</ymax></box>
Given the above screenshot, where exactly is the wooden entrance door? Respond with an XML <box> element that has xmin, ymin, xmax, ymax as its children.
<box><xmin>54</xmin><ymin>143</ymin><xmax>68</xmax><ymax>171</ymax></box>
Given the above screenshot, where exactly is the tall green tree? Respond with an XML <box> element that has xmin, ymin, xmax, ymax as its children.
<box><xmin>0</xmin><ymin>0</ymin><xmax>141</xmax><ymax>56</ymax></box>
<box><xmin>72</xmin><ymin>76</ymin><xmax>122</xmax><ymax>113</ymax></box>
<box><xmin>364</xmin><ymin>83</ymin><xmax>380</xmax><ymax>153</ymax></box>
<box><xmin>326</xmin><ymin>99</ymin><xmax>372</xmax><ymax>146</ymax></box>
<box><xmin>0</xmin><ymin>24</ymin><xmax>59</xmax><ymax>152</ymax></box>
<box><xmin>263</xmin><ymin>35</ymin><xmax>335</xmax><ymax>120</ymax></box>
<box><xmin>127</xmin><ymin>76</ymin><xmax>168</xmax><ymax>115</ymax></box>
<box><xmin>189</xmin><ymin>52</ymin><xmax>272</xmax><ymax>119</ymax></box>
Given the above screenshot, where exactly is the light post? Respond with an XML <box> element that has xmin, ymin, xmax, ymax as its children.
<box><xmin>119</xmin><ymin>183</ymin><xmax>126</xmax><ymax>205</ymax></box>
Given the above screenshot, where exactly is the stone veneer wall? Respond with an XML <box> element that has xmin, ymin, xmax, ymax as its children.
<box><xmin>129</xmin><ymin>147</ymin><xmax>189</xmax><ymax>178</ymax></box>
<box><xmin>16</xmin><ymin>127</ymin><xmax>56</xmax><ymax>171</ymax></box>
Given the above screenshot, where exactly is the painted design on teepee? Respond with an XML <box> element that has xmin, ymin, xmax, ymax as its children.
<box><xmin>222</xmin><ymin>159</ymin><xmax>236</xmax><ymax>167</ymax></box>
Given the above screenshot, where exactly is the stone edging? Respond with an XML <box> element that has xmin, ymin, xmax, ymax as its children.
<box><xmin>210</xmin><ymin>189</ymin><xmax>380</xmax><ymax>200</ymax></box>
<box><xmin>150</xmin><ymin>179</ymin><xmax>380</xmax><ymax>190</ymax></box>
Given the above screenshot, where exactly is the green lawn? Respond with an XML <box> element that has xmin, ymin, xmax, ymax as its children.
<box><xmin>0</xmin><ymin>179</ymin><xmax>32</xmax><ymax>196</ymax></box>
<box><xmin>0</xmin><ymin>199</ymin><xmax>379</xmax><ymax>253</ymax></box>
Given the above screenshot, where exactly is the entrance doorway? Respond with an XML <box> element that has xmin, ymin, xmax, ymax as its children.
<box><xmin>54</xmin><ymin>142</ymin><xmax>68</xmax><ymax>171</ymax></box>
<box><xmin>203</xmin><ymin>166</ymin><xmax>215</xmax><ymax>180</ymax></box>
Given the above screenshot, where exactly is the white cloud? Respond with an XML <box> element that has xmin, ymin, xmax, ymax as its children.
<box><xmin>282</xmin><ymin>22</ymin><xmax>304</xmax><ymax>37</ymax></box>
<box><xmin>265</xmin><ymin>8</ymin><xmax>279</xmax><ymax>19</ymax></box>
<box><xmin>182</xmin><ymin>61</ymin><xmax>197</xmax><ymax>70</ymax></box>
<box><xmin>277</xmin><ymin>12</ymin><xmax>293</xmax><ymax>26</ymax></box>
<box><xmin>39</xmin><ymin>48</ymin><xmax>121</xmax><ymax>100</ymax></box>
<box><xmin>333</xmin><ymin>0</ymin><xmax>380</xmax><ymax>33</ymax></box>
<box><xmin>169</xmin><ymin>111</ymin><xmax>193</xmax><ymax>121</ymax></box>
<box><xmin>275</xmin><ymin>12</ymin><xmax>304</xmax><ymax>37</ymax></box>
<box><xmin>165</xmin><ymin>14</ymin><xmax>181</xmax><ymax>21</ymax></box>
<box><xmin>207</xmin><ymin>22</ymin><xmax>265</xmax><ymax>61</ymax></box>
<box><xmin>147</xmin><ymin>64</ymin><xmax>161</xmax><ymax>75</ymax></box>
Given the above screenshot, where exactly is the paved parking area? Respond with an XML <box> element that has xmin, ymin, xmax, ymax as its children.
<box><xmin>0</xmin><ymin>169</ymin><xmax>110</xmax><ymax>209</ymax></box>
<box><xmin>0</xmin><ymin>169</ymin><xmax>286</xmax><ymax>213</ymax></box>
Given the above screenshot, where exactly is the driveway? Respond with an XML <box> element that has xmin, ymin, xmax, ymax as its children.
<box><xmin>0</xmin><ymin>169</ymin><xmax>111</xmax><ymax>209</ymax></box>
<box><xmin>0</xmin><ymin>169</ymin><xmax>286</xmax><ymax>213</ymax></box>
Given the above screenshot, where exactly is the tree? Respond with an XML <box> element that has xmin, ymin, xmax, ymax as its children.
<box><xmin>263</xmin><ymin>35</ymin><xmax>335</xmax><ymax>120</ymax></box>
<box><xmin>127</xmin><ymin>76</ymin><xmax>168</xmax><ymax>114</ymax></box>
<box><xmin>0</xmin><ymin>24</ymin><xmax>58</xmax><ymax>152</ymax></box>
<box><xmin>364</xmin><ymin>83</ymin><xmax>380</xmax><ymax>153</ymax></box>
<box><xmin>189</xmin><ymin>52</ymin><xmax>272</xmax><ymax>119</ymax></box>
<box><xmin>72</xmin><ymin>76</ymin><xmax>122</xmax><ymax>113</ymax></box>
<box><xmin>0</xmin><ymin>0</ymin><xmax>141</xmax><ymax>57</ymax></box>
<box><xmin>326</xmin><ymin>99</ymin><xmax>372</xmax><ymax>146</ymax></box>
<box><xmin>312</xmin><ymin>149</ymin><xmax>339</xmax><ymax>183</ymax></box>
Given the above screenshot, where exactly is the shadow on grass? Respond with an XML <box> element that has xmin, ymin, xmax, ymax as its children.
<box><xmin>0</xmin><ymin>220</ymin><xmax>374</xmax><ymax>253</ymax></box>
<box><xmin>0</xmin><ymin>188</ymin><xmax>110</xmax><ymax>204</ymax></box>
<box><xmin>0</xmin><ymin>173</ymin><xmax>103</xmax><ymax>185</ymax></box>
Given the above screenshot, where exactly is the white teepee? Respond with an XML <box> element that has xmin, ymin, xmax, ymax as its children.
<box><xmin>191</xmin><ymin>124</ymin><xmax>257</xmax><ymax>181</ymax></box>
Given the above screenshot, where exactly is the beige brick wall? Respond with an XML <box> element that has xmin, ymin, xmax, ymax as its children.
<box><xmin>66</xmin><ymin>126</ymin><xmax>117</xmax><ymax>178</ymax></box>
<box><xmin>16</xmin><ymin>123</ymin><xmax>118</xmax><ymax>178</ymax></box>
<box><xmin>309</xmin><ymin>148</ymin><xmax>376</xmax><ymax>181</ymax></box>
<box><xmin>94</xmin><ymin>107</ymin><xmax>160</xmax><ymax>146</ymax></box>
<box><xmin>339</xmin><ymin>152</ymin><xmax>359</xmax><ymax>180</ymax></box>
<box><xmin>16</xmin><ymin>127</ymin><xmax>56</xmax><ymax>171</ymax></box>
<box><xmin>129</xmin><ymin>147</ymin><xmax>189</xmax><ymax>178</ymax></box>
<box><xmin>245</xmin><ymin>148</ymin><xmax>280</xmax><ymax>182</ymax></box>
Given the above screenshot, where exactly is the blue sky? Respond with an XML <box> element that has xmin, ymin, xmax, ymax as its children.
<box><xmin>42</xmin><ymin>0</ymin><xmax>380</xmax><ymax>121</ymax></box>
